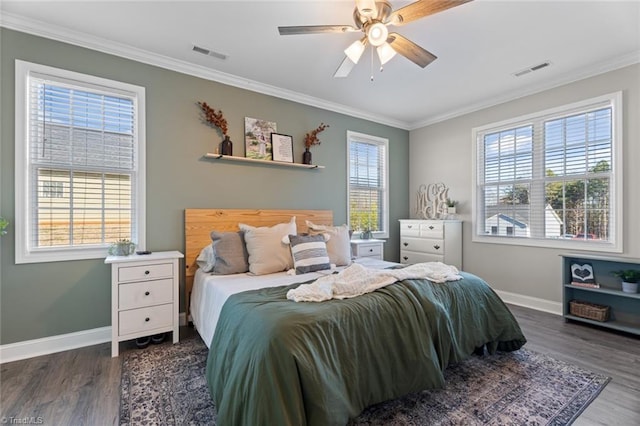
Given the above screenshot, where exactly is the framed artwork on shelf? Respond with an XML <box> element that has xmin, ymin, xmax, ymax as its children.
<box><xmin>244</xmin><ymin>117</ymin><xmax>276</xmax><ymax>161</ymax></box>
<box><xmin>271</xmin><ymin>133</ymin><xmax>294</xmax><ymax>163</ymax></box>
<box><xmin>570</xmin><ymin>262</ymin><xmax>598</xmax><ymax>288</ymax></box>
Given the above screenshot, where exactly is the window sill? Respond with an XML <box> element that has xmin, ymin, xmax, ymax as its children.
<box><xmin>472</xmin><ymin>234</ymin><xmax>622</xmax><ymax>253</ymax></box>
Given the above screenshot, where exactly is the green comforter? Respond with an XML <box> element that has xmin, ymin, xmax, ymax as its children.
<box><xmin>206</xmin><ymin>271</ymin><xmax>526</xmax><ymax>426</ymax></box>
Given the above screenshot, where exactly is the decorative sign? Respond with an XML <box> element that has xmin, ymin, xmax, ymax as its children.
<box><xmin>416</xmin><ymin>183</ymin><xmax>449</xmax><ymax>219</ymax></box>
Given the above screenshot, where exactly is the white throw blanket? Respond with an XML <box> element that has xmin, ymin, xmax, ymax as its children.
<box><xmin>286</xmin><ymin>262</ymin><xmax>462</xmax><ymax>302</ymax></box>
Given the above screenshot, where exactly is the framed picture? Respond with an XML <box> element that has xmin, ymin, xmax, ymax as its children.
<box><xmin>571</xmin><ymin>262</ymin><xmax>597</xmax><ymax>287</ymax></box>
<box><xmin>245</xmin><ymin>117</ymin><xmax>276</xmax><ymax>161</ymax></box>
<box><xmin>271</xmin><ymin>133</ymin><xmax>294</xmax><ymax>163</ymax></box>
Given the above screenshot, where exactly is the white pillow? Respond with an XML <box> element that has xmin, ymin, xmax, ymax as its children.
<box><xmin>196</xmin><ymin>243</ymin><xmax>215</xmax><ymax>272</ymax></box>
<box><xmin>239</xmin><ymin>216</ymin><xmax>297</xmax><ymax>275</ymax></box>
<box><xmin>306</xmin><ymin>221</ymin><xmax>352</xmax><ymax>266</ymax></box>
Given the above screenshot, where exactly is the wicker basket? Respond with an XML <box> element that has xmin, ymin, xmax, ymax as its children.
<box><xmin>569</xmin><ymin>300</ymin><xmax>610</xmax><ymax>322</ymax></box>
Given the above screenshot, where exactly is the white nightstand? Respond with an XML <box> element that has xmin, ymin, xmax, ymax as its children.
<box><xmin>105</xmin><ymin>250</ymin><xmax>184</xmax><ymax>357</ymax></box>
<box><xmin>350</xmin><ymin>239</ymin><xmax>385</xmax><ymax>260</ymax></box>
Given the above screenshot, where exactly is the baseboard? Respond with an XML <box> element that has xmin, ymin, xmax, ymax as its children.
<box><xmin>0</xmin><ymin>326</ymin><xmax>111</xmax><ymax>364</ymax></box>
<box><xmin>1</xmin><ymin>312</ymin><xmax>189</xmax><ymax>364</ymax></box>
<box><xmin>494</xmin><ymin>289</ymin><xmax>562</xmax><ymax>316</ymax></box>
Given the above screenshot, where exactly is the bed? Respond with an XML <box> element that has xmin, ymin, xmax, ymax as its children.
<box><xmin>185</xmin><ymin>209</ymin><xmax>526</xmax><ymax>426</ymax></box>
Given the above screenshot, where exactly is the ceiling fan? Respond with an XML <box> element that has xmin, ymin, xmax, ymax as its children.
<box><xmin>278</xmin><ymin>0</ymin><xmax>473</xmax><ymax>78</ymax></box>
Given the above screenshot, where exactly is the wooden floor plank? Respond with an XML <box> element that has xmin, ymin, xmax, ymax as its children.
<box><xmin>1</xmin><ymin>306</ymin><xmax>638</xmax><ymax>425</ymax></box>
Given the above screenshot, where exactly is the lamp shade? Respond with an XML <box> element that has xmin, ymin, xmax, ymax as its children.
<box><xmin>376</xmin><ymin>42</ymin><xmax>397</xmax><ymax>65</ymax></box>
<box><xmin>344</xmin><ymin>39</ymin><xmax>366</xmax><ymax>64</ymax></box>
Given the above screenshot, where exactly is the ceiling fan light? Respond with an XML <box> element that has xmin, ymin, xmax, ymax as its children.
<box><xmin>367</xmin><ymin>22</ymin><xmax>388</xmax><ymax>47</ymax></box>
<box><xmin>377</xmin><ymin>43</ymin><xmax>397</xmax><ymax>65</ymax></box>
<box><xmin>344</xmin><ymin>39</ymin><xmax>366</xmax><ymax>64</ymax></box>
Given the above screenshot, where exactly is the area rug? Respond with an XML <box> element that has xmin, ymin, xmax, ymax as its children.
<box><xmin>119</xmin><ymin>336</ymin><xmax>609</xmax><ymax>425</ymax></box>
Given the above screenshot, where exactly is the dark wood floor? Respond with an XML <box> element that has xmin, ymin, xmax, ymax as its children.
<box><xmin>1</xmin><ymin>305</ymin><xmax>639</xmax><ymax>425</ymax></box>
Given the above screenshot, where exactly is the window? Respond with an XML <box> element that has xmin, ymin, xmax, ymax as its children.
<box><xmin>472</xmin><ymin>92</ymin><xmax>622</xmax><ymax>252</ymax></box>
<box><xmin>15</xmin><ymin>60</ymin><xmax>146</xmax><ymax>263</ymax></box>
<box><xmin>347</xmin><ymin>131</ymin><xmax>389</xmax><ymax>238</ymax></box>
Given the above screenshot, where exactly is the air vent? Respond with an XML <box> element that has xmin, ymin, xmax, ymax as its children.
<box><xmin>192</xmin><ymin>45</ymin><xmax>228</xmax><ymax>61</ymax></box>
<box><xmin>513</xmin><ymin>61</ymin><xmax>551</xmax><ymax>77</ymax></box>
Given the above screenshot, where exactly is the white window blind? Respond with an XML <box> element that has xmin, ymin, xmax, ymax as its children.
<box><xmin>473</xmin><ymin>92</ymin><xmax>622</xmax><ymax>252</ymax></box>
<box><xmin>347</xmin><ymin>131</ymin><xmax>389</xmax><ymax>237</ymax></box>
<box><xmin>15</xmin><ymin>61</ymin><xmax>146</xmax><ymax>263</ymax></box>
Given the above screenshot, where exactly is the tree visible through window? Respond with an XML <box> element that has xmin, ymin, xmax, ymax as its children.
<box><xmin>347</xmin><ymin>131</ymin><xmax>389</xmax><ymax>238</ymax></box>
<box><xmin>473</xmin><ymin>93</ymin><xmax>621</xmax><ymax>251</ymax></box>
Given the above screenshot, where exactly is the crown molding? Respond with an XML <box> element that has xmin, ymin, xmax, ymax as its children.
<box><xmin>408</xmin><ymin>50</ymin><xmax>640</xmax><ymax>130</ymax></box>
<box><xmin>0</xmin><ymin>12</ymin><xmax>411</xmax><ymax>130</ymax></box>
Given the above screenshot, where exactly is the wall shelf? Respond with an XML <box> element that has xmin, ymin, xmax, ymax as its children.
<box><xmin>204</xmin><ymin>153</ymin><xmax>325</xmax><ymax>169</ymax></box>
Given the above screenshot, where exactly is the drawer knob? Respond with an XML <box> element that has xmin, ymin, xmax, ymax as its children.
<box><xmin>434</xmin><ymin>245</ymin><xmax>441</xmax><ymax>250</ymax></box>
<box><xmin>403</xmin><ymin>256</ymin><xmax>408</xmax><ymax>261</ymax></box>
<box><xmin>144</xmin><ymin>270</ymin><xmax>150</xmax><ymax>275</ymax></box>
<box><xmin>145</xmin><ymin>291</ymin><xmax>150</xmax><ymax>296</ymax></box>
<box><xmin>429</xmin><ymin>225</ymin><xmax>434</xmax><ymax>230</ymax></box>
<box><xmin>403</xmin><ymin>242</ymin><xmax>408</xmax><ymax>247</ymax></box>
<box><xmin>145</xmin><ymin>317</ymin><xmax>150</xmax><ymax>322</ymax></box>
<box><xmin>407</xmin><ymin>225</ymin><xmax>413</xmax><ymax>229</ymax></box>
<box><xmin>369</xmin><ymin>249</ymin><xmax>373</xmax><ymax>252</ymax></box>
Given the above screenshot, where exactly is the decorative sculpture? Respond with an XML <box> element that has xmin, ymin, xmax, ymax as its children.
<box><xmin>416</xmin><ymin>183</ymin><xmax>449</xmax><ymax>219</ymax></box>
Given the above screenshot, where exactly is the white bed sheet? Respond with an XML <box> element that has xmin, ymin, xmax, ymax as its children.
<box><xmin>190</xmin><ymin>257</ymin><xmax>398</xmax><ymax>348</ymax></box>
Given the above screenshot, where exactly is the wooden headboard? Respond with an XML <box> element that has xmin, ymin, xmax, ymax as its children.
<box><xmin>184</xmin><ymin>209</ymin><xmax>333</xmax><ymax>315</ymax></box>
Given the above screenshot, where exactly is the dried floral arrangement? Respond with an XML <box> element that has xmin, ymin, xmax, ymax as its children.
<box><xmin>198</xmin><ymin>101</ymin><xmax>228</xmax><ymax>137</ymax></box>
<box><xmin>304</xmin><ymin>123</ymin><xmax>330</xmax><ymax>149</ymax></box>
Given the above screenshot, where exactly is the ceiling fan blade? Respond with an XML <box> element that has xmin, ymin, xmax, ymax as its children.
<box><xmin>388</xmin><ymin>0</ymin><xmax>473</xmax><ymax>26</ymax></box>
<box><xmin>278</xmin><ymin>25</ymin><xmax>358</xmax><ymax>35</ymax></box>
<box><xmin>334</xmin><ymin>56</ymin><xmax>356</xmax><ymax>78</ymax></box>
<box><xmin>388</xmin><ymin>33</ymin><xmax>437</xmax><ymax>68</ymax></box>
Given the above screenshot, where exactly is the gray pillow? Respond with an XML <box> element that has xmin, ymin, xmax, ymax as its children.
<box><xmin>289</xmin><ymin>234</ymin><xmax>331</xmax><ymax>274</ymax></box>
<box><xmin>210</xmin><ymin>231</ymin><xmax>249</xmax><ymax>275</ymax></box>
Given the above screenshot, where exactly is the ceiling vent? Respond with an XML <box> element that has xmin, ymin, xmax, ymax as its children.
<box><xmin>513</xmin><ymin>61</ymin><xmax>551</xmax><ymax>77</ymax></box>
<box><xmin>192</xmin><ymin>45</ymin><xmax>227</xmax><ymax>61</ymax></box>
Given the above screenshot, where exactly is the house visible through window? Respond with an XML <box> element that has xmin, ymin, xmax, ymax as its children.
<box><xmin>473</xmin><ymin>92</ymin><xmax>622</xmax><ymax>252</ymax></box>
<box><xmin>347</xmin><ymin>131</ymin><xmax>389</xmax><ymax>238</ymax></box>
<box><xmin>15</xmin><ymin>60</ymin><xmax>146</xmax><ymax>263</ymax></box>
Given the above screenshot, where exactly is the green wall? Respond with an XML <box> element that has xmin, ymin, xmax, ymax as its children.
<box><xmin>0</xmin><ymin>28</ymin><xmax>410</xmax><ymax>345</ymax></box>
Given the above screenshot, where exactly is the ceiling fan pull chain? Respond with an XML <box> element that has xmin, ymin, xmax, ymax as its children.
<box><xmin>370</xmin><ymin>46</ymin><xmax>374</xmax><ymax>82</ymax></box>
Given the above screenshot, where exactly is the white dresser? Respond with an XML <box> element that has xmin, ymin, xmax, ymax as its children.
<box><xmin>399</xmin><ymin>220</ymin><xmax>462</xmax><ymax>269</ymax></box>
<box><xmin>350</xmin><ymin>239</ymin><xmax>385</xmax><ymax>260</ymax></box>
<box><xmin>105</xmin><ymin>250</ymin><xmax>183</xmax><ymax>357</ymax></box>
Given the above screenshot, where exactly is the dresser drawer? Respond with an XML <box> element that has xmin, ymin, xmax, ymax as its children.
<box><xmin>119</xmin><ymin>278</ymin><xmax>173</xmax><ymax>310</ymax></box>
<box><xmin>119</xmin><ymin>304</ymin><xmax>173</xmax><ymax>336</ymax></box>
<box><xmin>400</xmin><ymin>222</ymin><xmax>421</xmax><ymax>237</ymax></box>
<box><xmin>400</xmin><ymin>251</ymin><xmax>444</xmax><ymax>265</ymax></box>
<box><xmin>419</xmin><ymin>221</ymin><xmax>444</xmax><ymax>238</ymax></box>
<box><xmin>118</xmin><ymin>262</ymin><xmax>173</xmax><ymax>282</ymax></box>
<box><xmin>401</xmin><ymin>237</ymin><xmax>444</xmax><ymax>255</ymax></box>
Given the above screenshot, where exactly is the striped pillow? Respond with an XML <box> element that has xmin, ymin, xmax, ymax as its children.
<box><xmin>289</xmin><ymin>234</ymin><xmax>331</xmax><ymax>274</ymax></box>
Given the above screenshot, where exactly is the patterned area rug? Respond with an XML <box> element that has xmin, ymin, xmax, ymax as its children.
<box><xmin>120</xmin><ymin>336</ymin><xmax>609</xmax><ymax>425</ymax></box>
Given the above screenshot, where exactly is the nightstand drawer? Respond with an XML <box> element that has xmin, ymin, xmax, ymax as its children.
<box><xmin>119</xmin><ymin>304</ymin><xmax>173</xmax><ymax>336</ymax></box>
<box><xmin>401</xmin><ymin>237</ymin><xmax>444</xmax><ymax>255</ymax></box>
<box><xmin>400</xmin><ymin>251</ymin><xmax>443</xmax><ymax>265</ymax></box>
<box><xmin>119</xmin><ymin>278</ymin><xmax>173</xmax><ymax>310</ymax></box>
<box><xmin>118</xmin><ymin>262</ymin><xmax>173</xmax><ymax>282</ymax></box>
<box><xmin>358</xmin><ymin>244</ymin><xmax>382</xmax><ymax>257</ymax></box>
